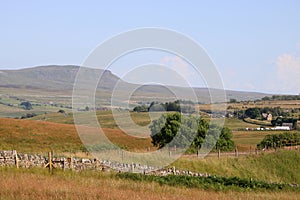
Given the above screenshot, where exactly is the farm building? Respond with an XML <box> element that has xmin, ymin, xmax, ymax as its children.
<box><xmin>262</xmin><ymin>113</ymin><xmax>272</xmax><ymax>121</ymax></box>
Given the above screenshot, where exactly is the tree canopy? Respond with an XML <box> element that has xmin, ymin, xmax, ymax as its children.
<box><xmin>244</xmin><ymin>106</ymin><xmax>287</xmax><ymax>119</ymax></box>
<box><xmin>149</xmin><ymin>113</ymin><xmax>235</xmax><ymax>152</ymax></box>
<box><xmin>244</xmin><ymin>107</ymin><xmax>261</xmax><ymax>119</ymax></box>
<box><xmin>133</xmin><ymin>100</ymin><xmax>195</xmax><ymax>114</ymax></box>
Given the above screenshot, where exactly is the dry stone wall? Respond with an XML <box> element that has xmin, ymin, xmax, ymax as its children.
<box><xmin>0</xmin><ymin>150</ymin><xmax>160</xmax><ymax>173</ymax></box>
<box><xmin>0</xmin><ymin>150</ymin><xmax>108</xmax><ymax>171</ymax></box>
<box><xmin>0</xmin><ymin>150</ymin><xmax>210</xmax><ymax>177</ymax></box>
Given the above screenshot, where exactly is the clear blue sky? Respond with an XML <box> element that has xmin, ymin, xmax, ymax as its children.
<box><xmin>1</xmin><ymin>1</ymin><xmax>300</xmax><ymax>94</ymax></box>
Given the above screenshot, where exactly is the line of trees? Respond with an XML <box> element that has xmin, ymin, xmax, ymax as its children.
<box><xmin>234</xmin><ymin>106</ymin><xmax>288</xmax><ymax>119</ymax></box>
<box><xmin>133</xmin><ymin>100</ymin><xmax>195</xmax><ymax>114</ymax></box>
<box><xmin>271</xmin><ymin>117</ymin><xmax>298</xmax><ymax>128</ymax></box>
<box><xmin>257</xmin><ymin>132</ymin><xmax>300</xmax><ymax>149</ymax></box>
<box><xmin>262</xmin><ymin>95</ymin><xmax>300</xmax><ymax>101</ymax></box>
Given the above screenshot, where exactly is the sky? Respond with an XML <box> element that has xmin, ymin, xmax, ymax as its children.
<box><xmin>0</xmin><ymin>0</ymin><xmax>300</xmax><ymax>94</ymax></box>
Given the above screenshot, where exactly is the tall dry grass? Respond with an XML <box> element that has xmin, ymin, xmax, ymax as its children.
<box><xmin>0</xmin><ymin>168</ymin><xmax>298</xmax><ymax>200</ymax></box>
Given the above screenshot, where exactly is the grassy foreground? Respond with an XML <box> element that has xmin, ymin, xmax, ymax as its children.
<box><xmin>172</xmin><ymin>150</ymin><xmax>300</xmax><ymax>185</ymax></box>
<box><xmin>0</xmin><ymin>167</ymin><xmax>299</xmax><ymax>200</ymax></box>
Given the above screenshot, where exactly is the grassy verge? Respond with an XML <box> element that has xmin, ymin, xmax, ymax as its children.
<box><xmin>171</xmin><ymin>150</ymin><xmax>300</xmax><ymax>185</ymax></box>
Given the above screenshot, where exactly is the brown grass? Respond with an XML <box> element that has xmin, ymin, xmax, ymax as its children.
<box><xmin>0</xmin><ymin>168</ymin><xmax>298</xmax><ymax>200</ymax></box>
<box><xmin>1</xmin><ymin>113</ymin><xmax>298</xmax><ymax>153</ymax></box>
<box><xmin>0</xmin><ymin>118</ymin><xmax>155</xmax><ymax>153</ymax></box>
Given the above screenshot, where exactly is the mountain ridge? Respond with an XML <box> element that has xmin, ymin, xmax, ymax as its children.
<box><xmin>0</xmin><ymin>65</ymin><xmax>272</xmax><ymax>102</ymax></box>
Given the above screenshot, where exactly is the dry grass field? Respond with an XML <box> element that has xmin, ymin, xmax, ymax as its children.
<box><xmin>0</xmin><ymin>167</ymin><xmax>299</xmax><ymax>200</ymax></box>
<box><xmin>0</xmin><ymin>117</ymin><xmax>155</xmax><ymax>153</ymax></box>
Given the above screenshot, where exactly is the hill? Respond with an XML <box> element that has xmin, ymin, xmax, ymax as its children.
<box><xmin>0</xmin><ymin>65</ymin><xmax>271</xmax><ymax>103</ymax></box>
<box><xmin>0</xmin><ymin>65</ymin><xmax>121</xmax><ymax>91</ymax></box>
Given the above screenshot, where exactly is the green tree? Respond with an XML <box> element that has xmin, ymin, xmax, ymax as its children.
<box><xmin>133</xmin><ymin>105</ymin><xmax>148</xmax><ymax>112</ymax></box>
<box><xmin>245</xmin><ymin>107</ymin><xmax>261</xmax><ymax>119</ymax></box>
<box><xmin>191</xmin><ymin>117</ymin><xmax>209</xmax><ymax>149</ymax></box>
<box><xmin>150</xmin><ymin>112</ymin><xmax>182</xmax><ymax>148</ymax></box>
<box><xmin>20</xmin><ymin>101</ymin><xmax>32</xmax><ymax>110</ymax></box>
<box><xmin>150</xmin><ymin>113</ymin><xmax>235</xmax><ymax>152</ymax></box>
<box><xmin>229</xmin><ymin>98</ymin><xmax>237</xmax><ymax>103</ymax></box>
<box><xmin>58</xmin><ymin>109</ymin><xmax>65</xmax><ymax>114</ymax></box>
<box><xmin>217</xmin><ymin>127</ymin><xmax>235</xmax><ymax>151</ymax></box>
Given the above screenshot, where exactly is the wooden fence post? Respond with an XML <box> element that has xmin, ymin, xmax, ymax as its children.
<box><xmin>235</xmin><ymin>147</ymin><xmax>239</xmax><ymax>158</ymax></box>
<box><xmin>49</xmin><ymin>151</ymin><xmax>53</xmax><ymax>173</ymax></box>
<box><xmin>63</xmin><ymin>158</ymin><xmax>66</xmax><ymax>171</ymax></box>
<box><xmin>13</xmin><ymin>150</ymin><xmax>19</xmax><ymax>169</ymax></box>
<box><xmin>44</xmin><ymin>151</ymin><xmax>54</xmax><ymax>174</ymax></box>
<box><xmin>218</xmin><ymin>149</ymin><xmax>221</xmax><ymax>160</ymax></box>
<box><xmin>70</xmin><ymin>156</ymin><xmax>74</xmax><ymax>171</ymax></box>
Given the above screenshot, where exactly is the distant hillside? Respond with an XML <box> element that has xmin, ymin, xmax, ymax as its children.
<box><xmin>0</xmin><ymin>65</ymin><xmax>121</xmax><ymax>91</ymax></box>
<box><xmin>0</xmin><ymin>65</ymin><xmax>271</xmax><ymax>103</ymax></box>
